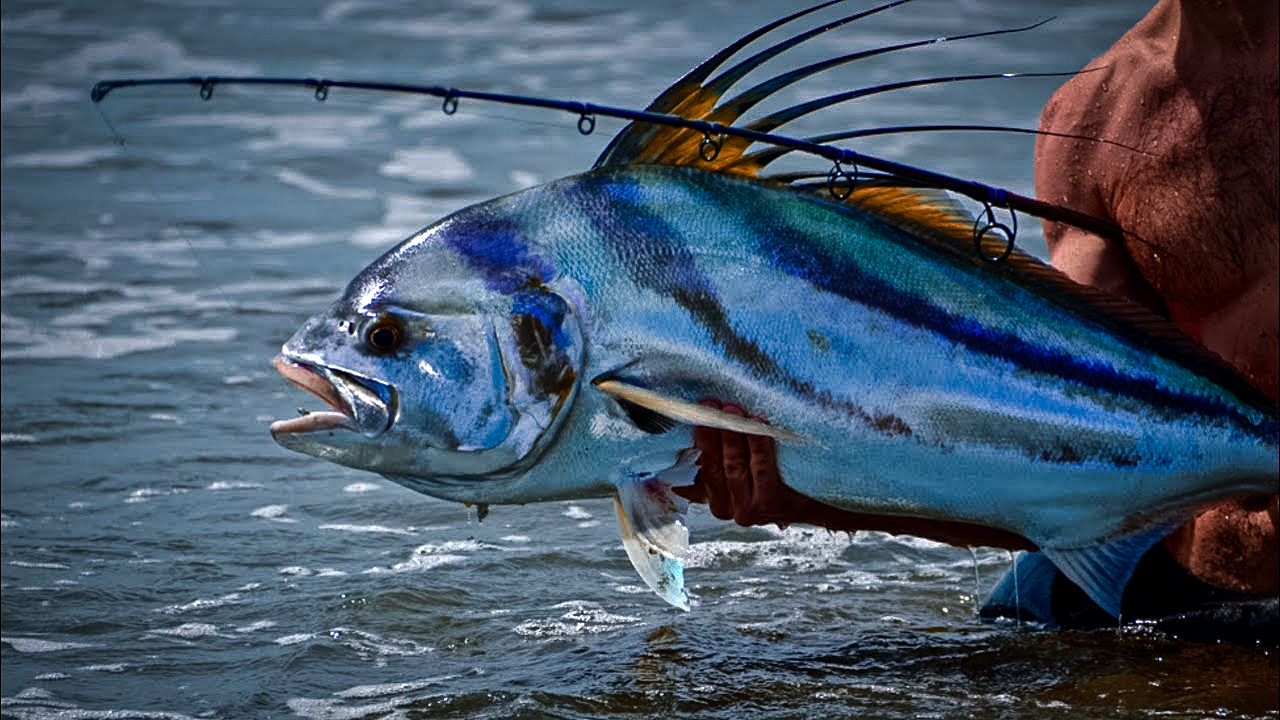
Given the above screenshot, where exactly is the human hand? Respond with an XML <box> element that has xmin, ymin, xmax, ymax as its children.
<box><xmin>673</xmin><ymin>398</ymin><xmax>1037</xmax><ymax>549</ymax></box>
<box><xmin>673</xmin><ymin>398</ymin><xmax>844</xmax><ymax>528</ymax></box>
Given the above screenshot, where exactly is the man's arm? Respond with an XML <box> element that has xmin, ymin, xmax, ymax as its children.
<box><xmin>675</xmin><ymin>400</ymin><xmax>1036</xmax><ymax>550</ymax></box>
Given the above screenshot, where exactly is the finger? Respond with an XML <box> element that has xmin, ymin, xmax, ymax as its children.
<box><xmin>720</xmin><ymin>431</ymin><xmax>753</xmax><ymax>524</ymax></box>
<box><xmin>714</xmin><ymin>404</ymin><xmax>759</xmax><ymax>526</ymax></box>
<box><xmin>744</xmin><ymin>432</ymin><xmax>781</xmax><ymax>522</ymax></box>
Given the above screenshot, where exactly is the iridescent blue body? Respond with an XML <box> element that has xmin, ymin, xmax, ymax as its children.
<box><xmin>270</xmin><ymin>4</ymin><xmax>1277</xmax><ymax>614</ymax></box>
<box><xmin>273</xmin><ymin>164</ymin><xmax>1277</xmax><ymax>613</ymax></box>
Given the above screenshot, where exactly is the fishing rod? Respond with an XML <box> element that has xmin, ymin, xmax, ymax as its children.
<box><xmin>90</xmin><ymin>74</ymin><xmax>1130</xmax><ymax>253</ymax></box>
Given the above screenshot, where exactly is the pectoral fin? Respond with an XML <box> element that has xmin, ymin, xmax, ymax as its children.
<box><xmin>613</xmin><ymin>449</ymin><xmax>701</xmax><ymax>611</ymax></box>
<box><xmin>593</xmin><ymin>379</ymin><xmax>810</xmax><ymax>443</ymax></box>
<box><xmin>1039</xmin><ymin>522</ymin><xmax>1179</xmax><ymax>618</ymax></box>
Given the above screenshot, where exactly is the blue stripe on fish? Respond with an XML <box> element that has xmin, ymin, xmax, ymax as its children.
<box><xmin>745</xmin><ymin>200</ymin><xmax>1278</xmax><ymax>445</ymax></box>
<box><xmin>446</xmin><ymin>215</ymin><xmax>556</xmax><ymax>295</ymax></box>
<box><xmin>573</xmin><ymin>175</ymin><xmax>919</xmax><ymax>442</ymax></box>
<box><xmin>578</xmin><ymin>179</ymin><xmax>789</xmax><ymax>381</ymax></box>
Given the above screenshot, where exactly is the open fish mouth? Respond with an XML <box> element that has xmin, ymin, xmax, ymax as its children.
<box><xmin>270</xmin><ymin>355</ymin><xmax>394</xmax><ymax>437</ymax></box>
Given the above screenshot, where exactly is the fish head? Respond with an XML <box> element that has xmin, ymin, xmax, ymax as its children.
<box><xmin>270</xmin><ymin>209</ymin><xmax>584</xmax><ymax>498</ymax></box>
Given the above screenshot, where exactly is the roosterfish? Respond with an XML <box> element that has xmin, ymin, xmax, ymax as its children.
<box><xmin>268</xmin><ymin>4</ymin><xmax>1278</xmax><ymax>615</ymax></box>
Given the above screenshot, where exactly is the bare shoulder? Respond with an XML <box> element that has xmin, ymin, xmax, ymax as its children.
<box><xmin>1035</xmin><ymin>1</ymin><xmax>1278</xmax><ymax>397</ymax></box>
<box><xmin>1034</xmin><ymin>11</ymin><xmax>1178</xmax><ymax>224</ymax></box>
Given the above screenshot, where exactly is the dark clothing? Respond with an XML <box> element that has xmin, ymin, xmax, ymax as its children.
<box><xmin>980</xmin><ymin>543</ymin><xmax>1278</xmax><ymax>645</ymax></box>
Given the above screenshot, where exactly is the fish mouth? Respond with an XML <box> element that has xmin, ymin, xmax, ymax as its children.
<box><xmin>269</xmin><ymin>355</ymin><xmax>394</xmax><ymax>438</ymax></box>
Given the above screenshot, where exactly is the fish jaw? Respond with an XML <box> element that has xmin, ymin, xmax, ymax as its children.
<box><xmin>269</xmin><ymin>355</ymin><xmax>394</xmax><ymax>443</ymax></box>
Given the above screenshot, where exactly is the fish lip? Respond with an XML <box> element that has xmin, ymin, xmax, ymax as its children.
<box><xmin>269</xmin><ymin>355</ymin><xmax>393</xmax><ymax>437</ymax></box>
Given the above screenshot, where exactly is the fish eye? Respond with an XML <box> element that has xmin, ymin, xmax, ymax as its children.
<box><xmin>364</xmin><ymin>315</ymin><xmax>404</xmax><ymax>354</ymax></box>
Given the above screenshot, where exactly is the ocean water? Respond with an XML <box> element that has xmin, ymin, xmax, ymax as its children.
<box><xmin>2</xmin><ymin>1</ymin><xmax>1277</xmax><ymax>718</ymax></box>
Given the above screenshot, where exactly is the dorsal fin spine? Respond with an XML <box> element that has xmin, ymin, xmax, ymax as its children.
<box><xmin>594</xmin><ymin>0</ymin><xmax>858</xmax><ymax>168</ymax></box>
<box><xmin>703</xmin><ymin>0</ymin><xmax>916</xmax><ymax>98</ymax></box>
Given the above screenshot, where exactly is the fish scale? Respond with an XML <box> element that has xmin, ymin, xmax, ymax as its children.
<box><xmin>274</xmin><ymin>163</ymin><xmax>1275</xmax><ymax>615</ymax></box>
<box><xmin>268</xmin><ymin>5</ymin><xmax>1276</xmax><ymax>616</ymax></box>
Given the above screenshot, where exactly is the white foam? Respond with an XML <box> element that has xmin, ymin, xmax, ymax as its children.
<box><xmin>322</xmin><ymin>0</ymin><xmax>378</xmax><ymax>23</ymax></box>
<box><xmin>151</xmin><ymin>623</ymin><xmax>222</xmax><ymax>639</ymax></box>
<box><xmin>48</xmin><ymin>28</ymin><xmax>256</xmax><ymax>77</ymax></box>
<box><xmin>0</xmin><ymin>277</ymin><xmax>114</xmax><ymax>296</ymax></box>
<box><xmin>685</xmin><ymin>526</ymin><xmax>852</xmax><ymax>572</ymax></box>
<box><xmin>366</xmin><ymin>553</ymin><xmax>466</xmax><ymax>574</ymax></box>
<box><xmin>1</xmin><ymin>433</ymin><xmax>38</xmax><ymax>444</ymax></box>
<box><xmin>509</xmin><ymin>169</ymin><xmax>542</xmax><ymax>188</ymax></box>
<box><xmin>242</xmin><ymin>229</ymin><xmax>336</xmax><ymax>251</ymax></box>
<box><xmin>363</xmin><ymin>539</ymin><xmax>501</xmax><ymax>575</ymax></box>
<box><xmin>124</xmin><ymin>488</ymin><xmax>170</xmax><ymax>504</ymax></box>
<box><xmin>287</xmin><ymin>696</ymin><xmax>409</xmax><ymax>720</ymax></box>
<box><xmin>206</xmin><ymin>481</ymin><xmax>264</xmax><ymax>490</ymax></box>
<box><xmin>1</xmin><ymin>274</ymin><xmax>257</xmax><ymax>360</ymax></box>
<box><xmin>342</xmin><ymin>482</ymin><xmax>382</xmax><ymax>494</ymax></box>
<box><xmin>2</xmin><ymin>637</ymin><xmax>94</xmax><ymax>653</ymax></box>
<box><xmin>317</xmin><ymin>523</ymin><xmax>414</xmax><ymax>535</ymax></box>
<box><xmin>379</xmin><ymin>145</ymin><xmax>474</xmax><ymax>184</ymax></box>
<box><xmin>8</xmin><ymin>561</ymin><xmax>70</xmax><ymax>570</ymax></box>
<box><xmin>351</xmin><ymin>193</ymin><xmax>453</xmax><ymax>247</ymax></box>
<box><xmin>2</xmin><ymin>322</ymin><xmax>238</xmax><ymax>361</ymax></box>
<box><xmin>244</xmin><ymin>113</ymin><xmax>382</xmax><ymax>153</ymax></box>
<box><xmin>274</xmin><ymin>633</ymin><xmax>314</xmax><ymax>646</ymax></box>
<box><xmin>157</xmin><ymin>593</ymin><xmax>243</xmax><ymax>615</ymax></box>
<box><xmin>512</xmin><ymin>600</ymin><xmax>642</xmax><ymax>638</ymax></box>
<box><xmin>365</xmin><ymin>4</ymin><xmax>534</xmax><ymax>40</ymax></box>
<box><xmin>816</xmin><ymin>569</ymin><xmax>884</xmax><ymax>591</ymax></box>
<box><xmin>323</xmin><ymin>628</ymin><xmax>433</xmax><ymax>663</ymax></box>
<box><xmin>251</xmin><ymin>505</ymin><xmax>297</xmax><ymax>523</ymax></box>
<box><xmin>78</xmin><ymin>663</ymin><xmax>128</xmax><ymax>673</ymax></box>
<box><xmin>0</xmin><ymin>688</ymin><xmax>205</xmax><ymax>720</ymax></box>
<box><xmin>4</xmin><ymin>147</ymin><xmax>121</xmax><ymax>170</ymax></box>
<box><xmin>273</xmin><ymin>168</ymin><xmax>377</xmax><ymax>200</ymax></box>
<box><xmin>334</xmin><ymin>675</ymin><xmax>456</xmax><ymax>699</ymax></box>
<box><xmin>8</xmin><ymin>687</ymin><xmax>56</xmax><ymax>701</ymax></box>
<box><xmin>562</xmin><ymin>505</ymin><xmax>592</xmax><ymax>521</ymax></box>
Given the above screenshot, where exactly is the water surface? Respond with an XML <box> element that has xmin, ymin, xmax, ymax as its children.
<box><xmin>3</xmin><ymin>1</ymin><xmax>1276</xmax><ymax>718</ymax></box>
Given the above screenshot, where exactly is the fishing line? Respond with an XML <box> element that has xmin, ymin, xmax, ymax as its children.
<box><xmin>1011</xmin><ymin>550</ymin><xmax>1022</xmax><ymax>628</ymax></box>
<box><xmin>968</xmin><ymin>546</ymin><xmax>981</xmax><ymax>616</ymax></box>
<box><xmin>94</xmin><ymin>92</ymin><xmax>243</xmax><ymax>319</ymax></box>
<box><xmin>441</xmin><ymin>105</ymin><xmax>614</xmax><ymax>136</ymax></box>
<box><xmin>90</xmin><ymin>75</ymin><xmax>1132</xmax><ymax>250</ymax></box>
<box><xmin>92</xmin><ymin>100</ymin><xmax>127</xmax><ymax>147</ymax></box>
